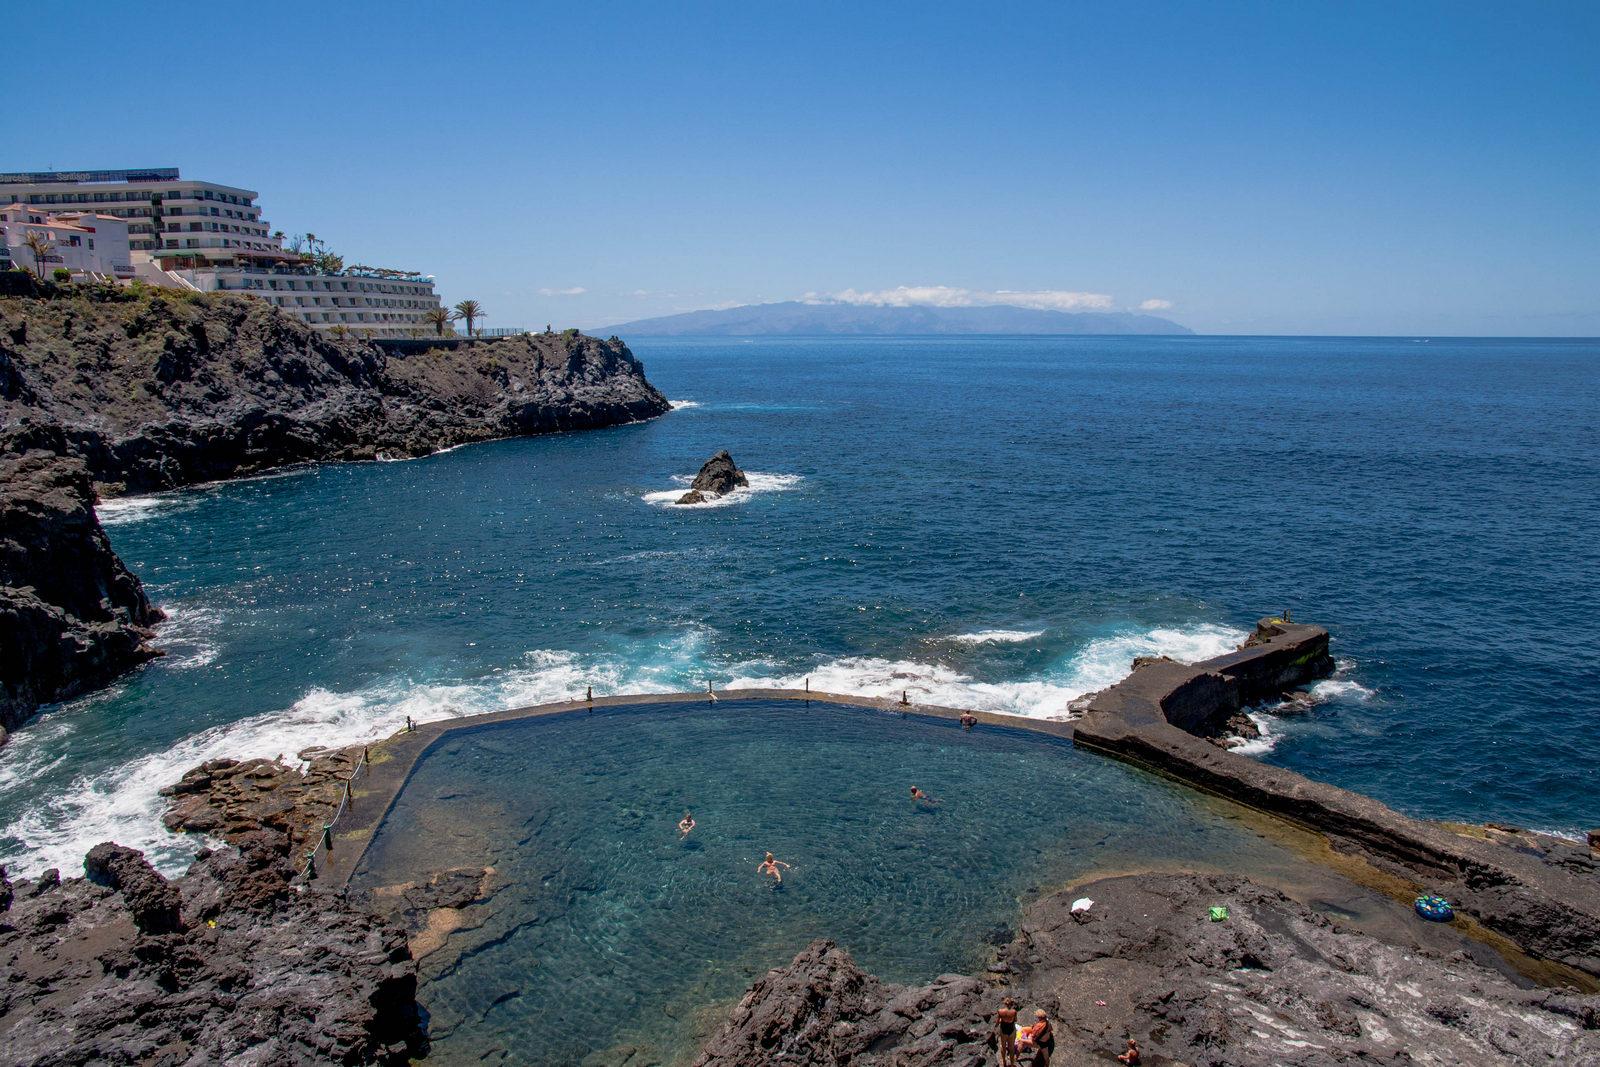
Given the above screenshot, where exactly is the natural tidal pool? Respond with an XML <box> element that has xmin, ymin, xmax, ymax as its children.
<box><xmin>353</xmin><ymin>698</ymin><xmax>1334</xmax><ymax>1064</ymax></box>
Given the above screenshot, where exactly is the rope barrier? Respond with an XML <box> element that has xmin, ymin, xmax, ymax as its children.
<box><xmin>297</xmin><ymin>748</ymin><xmax>369</xmax><ymax>884</ymax></box>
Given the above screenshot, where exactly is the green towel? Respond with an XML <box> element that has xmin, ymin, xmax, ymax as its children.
<box><xmin>1209</xmin><ymin>906</ymin><xmax>1229</xmax><ymax>922</ymax></box>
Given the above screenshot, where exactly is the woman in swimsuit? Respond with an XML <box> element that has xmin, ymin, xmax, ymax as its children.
<box><xmin>678</xmin><ymin>812</ymin><xmax>696</xmax><ymax>838</ymax></box>
<box><xmin>1027</xmin><ymin>1009</ymin><xmax>1055</xmax><ymax>1066</ymax></box>
<box><xmin>757</xmin><ymin>852</ymin><xmax>791</xmax><ymax>883</ymax></box>
<box><xmin>994</xmin><ymin>996</ymin><xmax>1019</xmax><ymax>1067</ymax></box>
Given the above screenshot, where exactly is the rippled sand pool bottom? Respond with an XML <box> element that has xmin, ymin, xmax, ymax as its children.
<box><xmin>352</xmin><ymin>700</ymin><xmax>1321</xmax><ymax>1064</ymax></box>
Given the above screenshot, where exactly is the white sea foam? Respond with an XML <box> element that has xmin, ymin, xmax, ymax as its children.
<box><xmin>0</xmin><ymin>621</ymin><xmax>1246</xmax><ymax>876</ymax></box>
<box><xmin>944</xmin><ymin>629</ymin><xmax>1047</xmax><ymax>645</ymax></box>
<box><xmin>1226</xmin><ymin>660</ymin><xmax>1374</xmax><ymax>757</ymax></box>
<box><xmin>153</xmin><ymin>605</ymin><xmax>223</xmax><ymax>670</ymax></box>
<box><xmin>1229</xmin><ymin>711</ymin><xmax>1280</xmax><ymax>755</ymax></box>
<box><xmin>643</xmin><ymin>472</ymin><xmax>804</xmax><ymax>508</ymax></box>
<box><xmin>96</xmin><ymin>493</ymin><xmax>196</xmax><ymax>527</ymax></box>
<box><xmin>668</xmin><ymin>399</ymin><xmax>702</xmax><ymax>410</ymax></box>
<box><xmin>725</xmin><ymin>623</ymin><xmax>1248</xmax><ymax>721</ymax></box>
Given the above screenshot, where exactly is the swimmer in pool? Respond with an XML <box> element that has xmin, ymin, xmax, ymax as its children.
<box><xmin>910</xmin><ymin>785</ymin><xmax>938</xmax><ymax>805</ymax></box>
<box><xmin>678</xmin><ymin>812</ymin><xmax>696</xmax><ymax>838</ymax></box>
<box><xmin>959</xmin><ymin>712</ymin><xmax>978</xmax><ymax>730</ymax></box>
<box><xmin>757</xmin><ymin>852</ymin><xmax>791</xmax><ymax>883</ymax></box>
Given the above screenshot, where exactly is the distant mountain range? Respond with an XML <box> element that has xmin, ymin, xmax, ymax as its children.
<box><xmin>595</xmin><ymin>301</ymin><xmax>1192</xmax><ymax>336</ymax></box>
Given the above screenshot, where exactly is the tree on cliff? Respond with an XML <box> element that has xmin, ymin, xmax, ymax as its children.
<box><xmin>424</xmin><ymin>307</ymin><xmax>457</xmax><ymax>336</ymax></box>
<box><xmin>21</xmin><ymin>231</ymin><xmax>55</xmax><ymax>279</ymax></box>
<box><xmin>453</xmin><ymin>300</ymin><xmax>483</xmax><ymax>337</ymax></box>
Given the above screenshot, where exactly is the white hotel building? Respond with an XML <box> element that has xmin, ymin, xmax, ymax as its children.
<box><xmin>0</xmin><ymin>203</ymin><xmax>133</xmax><ymax>280</ymax></box>
<box><xmin>0</xmin><ymin>168</ymin><xmax>444</xmax><ymax>338</ymax></box>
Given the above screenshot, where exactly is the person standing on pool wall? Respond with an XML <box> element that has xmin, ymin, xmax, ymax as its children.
<box><xmin>678</xmin><ymin>812</ymin><xmax>696</xmax><ymax>838</ymax></box>
<box><xmin>757</xmin><ymin>852</ymin><xmax>791</xmax><ymax>884</ymax></box>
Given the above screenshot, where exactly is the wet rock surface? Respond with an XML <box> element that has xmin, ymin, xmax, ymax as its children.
<box><xmin>0</xmin><ymin>447</ymin><xmax>163</xmax><ymax>742</ymax></box>
<box><xmin>161</xmin><ymin>745</ymin><xmax>363</xmax><ymax>858</ymax></box>
<box><xmin>0</xmin><ymin>832</ymin><xmax>422</xmax><ymax>1065</ymax></box>
<box><xmin>677</xmin><ymin>449</ymin><xmax>749</xmax><ymax>504</ymax></box>
<box><xmin>695</xmin><ymin>873</ymin><xmax>1600</xmax><ymax>1066</ymax></box>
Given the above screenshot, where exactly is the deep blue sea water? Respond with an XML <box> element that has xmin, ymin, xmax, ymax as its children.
<box><xmin>1</xmin><ymin>334</ymin><xmax>1597</xmax><ymax>877</ymax></box>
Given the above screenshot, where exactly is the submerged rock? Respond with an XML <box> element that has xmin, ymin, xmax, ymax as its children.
<box><xmin>0</xmin><ymin>448</ymin><xmax>164</xmax><ymax>742</ymax></box>
<box><xmin>0</xmin><ymin>833</ymin><xmax>422</xmax><ymax>1065</ymax></box>
<box><xmin>676</xmin><ymin>450</ymin><xmax>749</xmax><ymax>504</ymax></box>
<box><xmin>695</xmin><ymin>872</ymin><xmax>1600</xmax><ymax>1066</ymax></box>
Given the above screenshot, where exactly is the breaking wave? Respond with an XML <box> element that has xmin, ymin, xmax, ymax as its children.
<box><xmin>0</xmin><ymin>621</ymin><xmax>1248</xmax><ymax>877</ymax></box>
<box><xmin>943</xmin><ymin>629</ymin><xmax>1047</xmax><ymax>645</ymax></box>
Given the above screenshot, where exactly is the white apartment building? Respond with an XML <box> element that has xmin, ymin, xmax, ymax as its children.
<box><xmin>0</xmin><ymin>167</ymin><xmax>445</xmax><ymax>338</ymax></box>
<box><xmin>0</xmin><ymin>203</ymin><xmax>133</xmax><ymax>280</ymax></box>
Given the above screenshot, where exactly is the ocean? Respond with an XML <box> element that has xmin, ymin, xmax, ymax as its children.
<box><xmin>1</xmin><ymin>334</ymin><xmax>1596</xmax><ymax>876</ymax></box>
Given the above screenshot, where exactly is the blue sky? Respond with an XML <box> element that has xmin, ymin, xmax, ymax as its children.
<box><xmin>12</xmin><ymin>2</ymin><xmax>1598</xmax><ymax>335</ymax></box>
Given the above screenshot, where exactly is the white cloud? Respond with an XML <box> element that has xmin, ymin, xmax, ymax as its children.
<box><xmin>538</xmin><ymin>286</ymin><xmax>588</xmax><ymax>297</ymax></box>
<box><xmin>814</xmin><ymin>285</ymin><xmax>1114</xmax><ymax>311</ymax></box>
<box><xmin>1139</xmin><ymin>298</ymin><xmax>1174</xmax><ymax>311</ymax></box>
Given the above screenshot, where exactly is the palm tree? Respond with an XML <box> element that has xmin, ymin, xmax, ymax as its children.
<box><xmin>453</xmin><ymin>300</ymin><xmax>483</xmax><ymax>337</ymax></box>
<box><xmin>424</xmin><ymin>307</ymin><xmax>457</xmax><ymax>336</ymax></box>
<box><xmin>21</xmin><ymin>230</ymin><xmax>54</xmax><ymax>278</ymax></box>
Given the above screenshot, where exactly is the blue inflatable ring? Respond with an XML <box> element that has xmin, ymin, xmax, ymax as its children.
<box><xmin>1415</xmin><ymin>894</ymin><xmax>1454</xmax><ymax>922</ymax></box>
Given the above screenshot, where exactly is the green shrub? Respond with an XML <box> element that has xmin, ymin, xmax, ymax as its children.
<box><xmin>52</xmin><ymin>268</ymin><xmax>72</xmax><ymax>283</ymax></box>
<box><xmin>562</xmin><ymin>327</ymin><xmax>580</xmax><ymax>340</ymax></box>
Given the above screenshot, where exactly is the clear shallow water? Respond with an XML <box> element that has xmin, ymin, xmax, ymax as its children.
<box><xmin>353</xmin><ymin>699</ymin><xmax>1322</xmax><ymax>1065</ymax></box>
<box><xmin>1</xmin><ymin>335</ymin><xmax>1597</xmax><ymax>877</ymax></box>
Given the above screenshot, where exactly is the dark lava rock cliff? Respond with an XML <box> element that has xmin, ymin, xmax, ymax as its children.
<box><xmin>0</xmin><ymin>289</ymin><xmax>670</xmax><ymax>493</ymax></box>
<box><xmin>0</xmin><ymin>448</ymin><xmax>163</xmax><ymax>744</ymax></box>
<box><xmin>0</xmin><ymin>831</ymin><xmax>421</xmax><ymax>1065</ymax></box>
<box><xmin>695</xmin><ymin>872</ymin><xmax>1600</xmax><ymax>1066</ymax></box>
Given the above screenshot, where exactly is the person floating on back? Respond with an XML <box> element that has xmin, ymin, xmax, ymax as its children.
<box><xmin>678</xmin><ymin>812</ymin><xmax>696</xmax><ymax>839</ymax></box>
<box><xmin>757</xmin><ymin>851</ymin><xmax>791</xmax><ymax>884</ymax></box>
<box><xmin>993</xmin><ymin>996</ymin><xmax>1020</xmax><ymax>1067</ymax></box>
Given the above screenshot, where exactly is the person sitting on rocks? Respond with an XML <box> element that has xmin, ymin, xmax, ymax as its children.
<box><xmin>1116</xmin><ymin>1037</ymin><xmax>1141</xmax><ymax>1064</ymax></box>
<box><xmin>678</xmin><ymin>812</ymin><xmax>696</xmax><ymax>838</ymax></box>
<box><xmin>994</xmin><ymin>996</ymin><xmax>1020</xmax><ymax>1067</ymax></box>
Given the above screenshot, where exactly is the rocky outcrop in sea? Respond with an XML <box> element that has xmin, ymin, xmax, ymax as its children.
<box><xmin>677</xmin><ymin>449</ymin><xmax>749</xmax><ymax>504</ymax></box>
<box><xmin>0</xmin><ymin>831</ymin><xmax>422</xmax><ymax>1065</ymax></box>
<box><xmin>0</xmin><ymin>447</ymin><xmax>163</xmax><ymax>745</ymax></box>
<box><xmin>694</xmin><ymin>872</ymin><xmax>1600</xmax><ymax>1066</ymax></box>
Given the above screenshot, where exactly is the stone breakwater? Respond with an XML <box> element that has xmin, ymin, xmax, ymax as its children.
<box><xmin>0</xmin><ymin>829</ymin><xmax>422</xmax><ymax>1065</ymax></box>
<box><xmin>0</xmin><ymin>448</ymin><xmax>163</xmax><ymax>745</ymax></box>
<box><xmin>1074</xmin><ymin>618</ymin><xmax>1600</xmax><ymax>982</ymax></box>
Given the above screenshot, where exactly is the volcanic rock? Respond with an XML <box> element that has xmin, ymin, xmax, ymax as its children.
<box><xmin>0</xmin><ymin>289</ymin><xmax>671</xmax><ymax>493</ymax></box>
<box><xmin>0</xmin><ymin>447</ymin><xmax>163</xmax><ymax>741</ymax></box>
<box><xmin>0</xmin><ymin>834</ymin><xmax>421</xmax><ymax>1065</ymax></box>
<box><xmin>695</xmin><ymin>872</ymin><xmax>1600</xmax><ymax>1066</ymax></box>
<box><xmin>161</xmin><ymin>745</ymin><xmax>364</xmax><ymax>857</ymax></box>
<box><xmin>676</xmin><ymin>449</ymin><xmax>749</xmax><ymax>504</ymax></box>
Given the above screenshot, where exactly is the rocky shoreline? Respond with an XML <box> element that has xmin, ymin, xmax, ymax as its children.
<box><xmin>0</xmin><ymin>287</ymin><xmax>671</xmax><ymax>739</ymax></box>
<box><xmin>0</xmin><ymin>447</ymin><xmax>164</xmax><ymax>744</ymax></box>
<box><xmin>0</xmin><ymin>829</ymin><xmax>422</xmax><ymax>1065</ymax></box>
<box><xmin>693</xmin><ymin>872</ymin><xmax>1600</xmax><ymax>1066</ymax></box>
